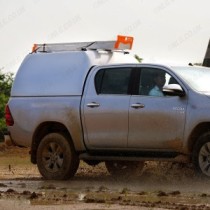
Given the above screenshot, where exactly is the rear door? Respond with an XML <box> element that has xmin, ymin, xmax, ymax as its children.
<box><xmin>82</xmin><ymin>65</ymin><xmax>135</xmax><ymax>149</ymax></box>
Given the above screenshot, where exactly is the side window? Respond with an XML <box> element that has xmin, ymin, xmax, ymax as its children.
<box><xmin>139</xmin><ymin>68</ymin><xmax>179</xmax><ymax>97</ymax></box>
<box><xmin>95</xmin><ymin>68</ymin><xmax>132</xmax><ymax>95</ymax></box>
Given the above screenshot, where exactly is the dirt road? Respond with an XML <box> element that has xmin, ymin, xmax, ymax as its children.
<box><xmin>1</xmin><ymin>144</ymin><xmax>210</xmax><ymax>209</ymax></box>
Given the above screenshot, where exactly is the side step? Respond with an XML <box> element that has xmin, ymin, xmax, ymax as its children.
<box><xmin>79</xmin><ymin>153</ymin><xmax>190</xmax><ymax>163</ymax></box>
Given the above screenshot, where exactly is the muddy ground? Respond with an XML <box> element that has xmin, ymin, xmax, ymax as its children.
<box><xmin>1</xmin><ymin>143</ymin><xmax>210</xmax><ymax>209</ymax></box>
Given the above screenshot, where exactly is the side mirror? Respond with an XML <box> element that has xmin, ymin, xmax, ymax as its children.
<box><xmin>163</xmin><ymin>84</ymin><xmax>185</xmax><ymax>97</ymax></box>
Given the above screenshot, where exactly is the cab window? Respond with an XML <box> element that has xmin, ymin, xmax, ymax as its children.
<box><xmin>139</xmin><ymin>68</ymin><xmax>179</xmax><ymax>97</ymax></box>
<box><xmin>95</xmin><ymin>68</ymin><xmax>132</xmax><ymax>95</ymax></box>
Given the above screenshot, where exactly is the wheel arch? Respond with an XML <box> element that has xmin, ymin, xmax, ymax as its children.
<box><xmin>188</xmin><ymin>122</ymin><xmax>210</xmax><ymax>154</ymax></box>
<box><xmin>31</xmin><ymin>121</ymin><xmax>73</xmax><ymax>164</ymax></box>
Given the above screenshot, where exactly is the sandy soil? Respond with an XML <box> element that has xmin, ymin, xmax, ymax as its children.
<box><xmin>1</xmin><ymin>143</ymin><xmax>210</xmax><ymax>209</ymax></box>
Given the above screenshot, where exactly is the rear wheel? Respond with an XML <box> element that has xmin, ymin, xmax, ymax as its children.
<box><xmin>105</xmin><ymin>160</ymin><xmax>144</xmax><ymax>177</ymax></box>
<box><xmin>37</xmin><ymin>132</ymin><xmax>79</xmax><ymax>180</ymax></box>
<box><xmin>193</xmin><ymin>132</ymin><xmax>210</xmax><ymax>177</ymax></box>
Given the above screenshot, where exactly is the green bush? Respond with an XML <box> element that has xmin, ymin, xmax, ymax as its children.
<box><xmin>0</xmin><ymin>69</ymin><xmax>13</xmax><ymax>141</ymax></box>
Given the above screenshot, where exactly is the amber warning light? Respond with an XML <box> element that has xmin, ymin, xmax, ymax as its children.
<box><xmin>32</xmin><ymin>44</ymin><xmax>37</xmax><ymax>53</ymax></box>
<box><xmin>114</xmin><ymin>35</ymin><xmax>134</xmax><ymax>50</ymax></box>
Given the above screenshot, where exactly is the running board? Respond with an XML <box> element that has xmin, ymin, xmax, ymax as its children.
<box><xmin>79</xmin><ymin>153</ymin><xmax>190</xmax><ymax>163</ymax></box>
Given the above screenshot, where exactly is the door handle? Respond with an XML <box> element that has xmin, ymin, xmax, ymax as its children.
<box><xmin>86</xmin><ymin>102</ymin><xmax>100</xmax><ymax>108</ymax></box>
<box><xmin>131</xmin><ymin>103</ymin><xmax>145</xmax><ymax>109</ymax></box>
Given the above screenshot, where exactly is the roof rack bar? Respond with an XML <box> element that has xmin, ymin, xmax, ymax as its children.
<box><xmin>31</xmin><ymin>36</ymin><xmax>134</xmax><ymax>53</ymax></box>
<box><xmin>32</xmin><ymin>41</ymin><xmax>116</xmax><ymax>53</ymax></box>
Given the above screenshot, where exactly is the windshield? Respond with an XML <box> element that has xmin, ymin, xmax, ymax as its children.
<box><xmin>171</xmin><ymin>66</ymin><xmax>210</xmax><ymax>92</ymax></box>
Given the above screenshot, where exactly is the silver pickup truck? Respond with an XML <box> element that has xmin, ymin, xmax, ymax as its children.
<box><xmin>5</xmin><ymin>40</ymin><xmax>210</xmax><ymax>180</ymax></box>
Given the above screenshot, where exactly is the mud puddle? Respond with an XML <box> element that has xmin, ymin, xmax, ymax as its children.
<box><xmin>1</xmin><ymin>174</ymin><xmax>210</xmax><ymax>209</ymax></box>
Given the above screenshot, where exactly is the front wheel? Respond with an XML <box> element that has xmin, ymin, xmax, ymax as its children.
<box><xmin>105</xmin><ymin>161</ymin><xmax>144</xmax><ymax>177</ymax></box>
<box><xmin>37</xmin><ymin>133</ymin><xmax>79</xmax><ymax>180</ymax></box>
<box><xmin>193</xmin><ymin>132</ymin><xmax>210</xmax><ymax>177</ymax></box>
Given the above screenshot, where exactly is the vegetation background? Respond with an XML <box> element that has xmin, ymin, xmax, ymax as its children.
<box><xmin>0</xmin><ymin>69</ymin><xmax>13</xmax><ymax>141</ymax></box>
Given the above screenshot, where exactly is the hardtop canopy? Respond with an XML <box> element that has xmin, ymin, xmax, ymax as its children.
<box><xmin>12</xmin><ymin>49</ymin><xmax>137</xmax><ymax>97</ymax></box>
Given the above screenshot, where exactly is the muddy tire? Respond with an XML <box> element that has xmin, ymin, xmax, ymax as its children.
<box><xmin>193</xmin><ymin>132</ymin><xmax>210</xmax><ymax>178</ymax></box>
<box><xmin>105</xmin><ymin>161</ymin><xmax>144</xmax><ymax>177</ymax></box>
<box><xmin>37</xmin><ymin>133</ymin><xmax>79</xmax><ymax>180</ymax></box>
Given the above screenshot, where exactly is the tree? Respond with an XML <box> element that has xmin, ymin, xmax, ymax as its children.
<box><xmin>0</xmin><ymin>68</ymin><xmax>14</xmax><ymax>141</ymax></box>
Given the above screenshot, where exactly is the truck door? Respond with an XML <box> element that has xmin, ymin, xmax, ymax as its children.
<box><xmin>128</xmin><ymin>67</ymin><xmax>187</xmax><ymax>150</ymax></box>
<box><xmin>82</xmin><ymin>66</ymin><xmax>134</xmax><ymax>149</ymax></box>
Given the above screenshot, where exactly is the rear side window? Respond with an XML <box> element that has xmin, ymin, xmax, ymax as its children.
<box><xmin>95</xmin><ymin>68</ymin><xmax>132</xmax><ymax>95</ymax></box>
